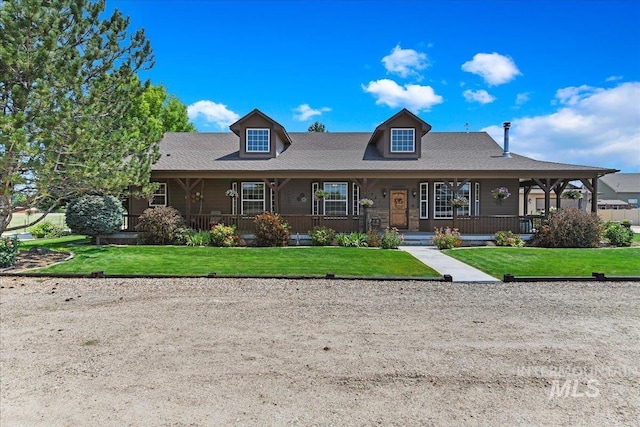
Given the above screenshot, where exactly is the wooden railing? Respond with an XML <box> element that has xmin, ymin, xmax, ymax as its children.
<box><xmin>454</xmin><ymin>215</ymin><xmax>543</xmax><ymax>234</ymax></box>
<box><xmin>123</xmin><ymin>214</ymin><xmax>364</xmax><ymax>234</ymax></box>
<box><xmin>123</xmin><ymin>214</ymin><xmax>542</xmax><ymax>235</ymax></box>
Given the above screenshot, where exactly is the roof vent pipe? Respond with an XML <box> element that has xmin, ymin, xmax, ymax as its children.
<box><xmin>502</xmin><ymin>121</ymin><xmax>512</xmax><ymax>158</ymax></box>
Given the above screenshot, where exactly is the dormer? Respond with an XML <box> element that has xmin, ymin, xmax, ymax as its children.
<box><xmin>367</xmin><ymin>109</ymin><xmax>432</xmax><ymax>159</ymax></box>
<box><xmin>229</xmin><ymin>109</ymin><xmax>293</xmax><ymax>159</ymax></box>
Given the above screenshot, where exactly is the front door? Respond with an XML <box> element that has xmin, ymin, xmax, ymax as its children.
<box><xmin>390</xmin><ymin>190</ymin><xmax>408</xmax><ymax>229</ymax></box>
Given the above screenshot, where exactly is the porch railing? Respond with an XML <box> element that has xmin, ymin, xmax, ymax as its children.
<box><xmin>123</xmin><ymin>214</ymin><xmax>364</xmax><ymax>234</ymax></box>
<box><xmin>454</xmin><ymin>215</ymin><xmax>543</xmax><ymax>234</ymax></box>
<box><xmin>123</xmin><ymin>214</ymin><xmax>543</xmax><ymax>235</ymax></box>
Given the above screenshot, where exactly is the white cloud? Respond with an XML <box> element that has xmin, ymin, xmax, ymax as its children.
<box><xmin>605</xmin><ymin>75</ymin><xmax>623</xmax><ymax>82</ymax></box>
<box><xmin>515</xmin><ymin>92</ymin><xmax>530</xmax><ymax>106</ymax></box>
<box><xmin>293</xmin><ymin>104</ymin><xmax>331</xmax><ymax>121</ymax></box>
<box><xmin>461</xmin><ymin>52</ymin><xmax>522</xmax><ymax>86</ymax></box>
<box><xmin>463</xmin><ymin>89</ymin><xmax>496</xmax><ymax>104</ymax></box>
<box><xmin>187</xmin><ymin>100</ymin><xmax>239</xmax><ymax>129</ymax></box>
<box><xmin>482</xmin><ymin>82</ymin><xmax>640</xmax><ymax>172</ymax></box>
<box><xmin>362</xmin><ymin>79</ymin><xmax>443</xmax><ymax>112</ymax></box>
<box><xmin>381</xmin><ymin>45</ymin><xmax>429</xmax><ymax>79</ymax></box>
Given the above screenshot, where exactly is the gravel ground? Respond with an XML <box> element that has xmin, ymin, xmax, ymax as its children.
<box><xmin>1</xmin><ymin>277</ymin><xmax>639</xmax><ymax>426</ymax></box>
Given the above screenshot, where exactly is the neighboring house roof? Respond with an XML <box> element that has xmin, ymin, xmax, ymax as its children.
<box><xmin>599</xmin><ymin>173</ymin><xmax>640</xmax><ymax>193</ymax></box>
<box><xmin>597</xmin><ymin>199</ymin><xmax>629</xmax><ymax>206</ymax></box>
<box><xmin>152</xmin><ymin>131</ymin><xmax>615</xmax><ymax>178</ymax></box>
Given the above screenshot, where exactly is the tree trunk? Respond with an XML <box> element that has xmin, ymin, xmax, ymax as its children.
<box><xmin>0</xmin><ymin>194</ymin><xmax>13</xmax><ymax>234</ymax></box>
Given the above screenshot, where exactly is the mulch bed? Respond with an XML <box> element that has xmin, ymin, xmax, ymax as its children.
<box><xmin>4</xmin><ymin>249</ymin><xmax>71</xmax><ymax>273</ymax></box>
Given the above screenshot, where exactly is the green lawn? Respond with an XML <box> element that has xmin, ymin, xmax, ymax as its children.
<box><xmin>445</xmin><ymin>247</ymin><xmax>640</xmax><ymax>279</ymax></box>
<box><xmin>19</xmin><ymin>237</ymin><xmax>438</xmax><ymax>277</ymax></box>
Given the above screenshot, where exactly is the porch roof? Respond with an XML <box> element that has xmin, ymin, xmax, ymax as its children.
<box><xmin>152</xmin><ymin>131</ymin><xmax>616</xmax><ymax>178</ymax></box>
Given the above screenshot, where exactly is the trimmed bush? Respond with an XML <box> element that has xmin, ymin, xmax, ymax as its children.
<box><xmin>603</xmin><ymin>221</ymin><xmax>634</xmax><ymax>247</ymax></box>
<box><xmin>309</xmin><ymin>226</ymin><xmax>336</xmax><ymax>246</ymax></box>
<box><xmin>254</xmin><ymin>212</ymin><xmax>290</xmax><ymax>247</ymax></box>
<box><xmin>210</xmin><ymin>224</ymin><xmax>239</xmax><ymax>247</ymax></box>
<box><xmin>433</xmin><ymin>227</ymin><xmax>462</xmax><ymax>250</ymax></box>
<box><xmin>336</xmin><ymin>232</ymin><xmax>368</xmax><ymax>247</ymax></box>
<box><xmin>366</xmin><ymin>230</ymin><xmax>382</xmax><ymax>248</ymax></box>
<box><xmin>381</xmin><ymin>227</ymin><xmax>404</xmax><ymax>249</ymax></box>
<box><xmin>0</xmin><ymin>236</ymin><xmax>20</xmax><ymax>268</ymax></box>
<box><xmin>66</xmin><ymin>195</ymin><xmax>123</xmax><ymax>237</ymax></box>
<box><xmin>532</xmin><ymin>208</ymin><xmax>601</xmax><ymax>248</ymax></box>
<box><xmin>28</xmin><ymin>221</ymin><xmax>67</xmax><ymax>239</ymax></box>
<box><xmin>494</xmin><ymin>230</ymin><xmax>525</xmax><ymax>247</ymax></box>
<box><xmin>136</xmin><ymin>206</ymin><xmax>188</xmax><ymax>245</ymax></box>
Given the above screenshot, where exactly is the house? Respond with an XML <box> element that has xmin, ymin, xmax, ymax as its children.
<box><xmin>597</xmin><ymin>173</ymin><xmax>640</xmax><ymax>209</ymax></box>
<box><xmin>127</xmin><ymin>109</ymin><xmax>617</xmax><ymax>235</ymax></box>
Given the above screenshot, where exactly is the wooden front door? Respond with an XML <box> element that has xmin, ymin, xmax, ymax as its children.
<box><xmin>390</xmin><ymin>190</ymin><xmax>408</xmax><ymax>229</ymax></box>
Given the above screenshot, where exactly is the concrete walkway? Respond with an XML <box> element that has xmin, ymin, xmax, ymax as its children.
<box><xmin>400</xmin><ymin>246</ymin><xmax>500</xmax><ymax>282</ymax></box>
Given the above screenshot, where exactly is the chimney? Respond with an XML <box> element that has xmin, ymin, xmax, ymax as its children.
<box><xmin>502</xmin><ymin>121</ymin><xmax>512</xmax><ymax>158</ymax></box>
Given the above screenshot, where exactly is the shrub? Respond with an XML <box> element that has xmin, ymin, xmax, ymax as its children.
<box><xmin>0</xmin><ymin>236</ymin><xmax>20</xmax><ymax>268</ymax></box>
<box><xmin>494</xmin><ymin>230</ymin><xmax>525</xmax><ymax>247</ymax></box>
<box><xmin>66</xmin><ymin>195</ymin><xmax>123</xmax><ymax>237</ymax></box>
<box><xmin>603</xmin><ymin>221</ymin><xmax>634</xmax><ymax>247</ymax></box>
<box><xmin>309</xmin><ymin>226</ymin><xmax>336</xmax><ymax>246</ymax></box>
<box><xmin>186</xmin><ymin>230</ymin><xmax>212</xmax><ymax>247</ymax></box>
<box><xmin>336</xmin><ymin>232</ymin><xmax>368</xmax><ymax>247</ymax></box>
<box><xmin>136</xmin><ymin>206</ymin><xmax>188</xmax><ymax>245</ymax></box>
<box><xmin>532</xmin><ymin>208</ymin><xmax>601</xmax><ymax>248</ymax></box>
<box><xmin>381</xmin><ymin>227</ymin><xmax>404</xmax><ymax>249</ymax></box>
<box><xmin>28</xmin><ymin>221</ymin><xmax>67</xmax><ymax>239</ymax></box>
<box><xmin>254</xmin><ymin>212</ymin><xmax>290</xmax><ymax>247</ymax></box>
<box><xmin>366</xmin><ymin>230</ymin><xmax>382</xmax><ymax>248</ymax></box>
<box><xmin>433</xmin><ymin>227</ymin><xmax>462</xmax><ymax>250</ymax></box>
<box><xmin>210</xmin><ymin>224</ymin><xmax>239</xmax><ymax>247</ymax></box>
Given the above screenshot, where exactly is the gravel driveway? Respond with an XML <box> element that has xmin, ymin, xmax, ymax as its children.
<box><xmin>1</xmin><ymin>277</ymin><xmax>638</xmax><ymax>426</ymax></box>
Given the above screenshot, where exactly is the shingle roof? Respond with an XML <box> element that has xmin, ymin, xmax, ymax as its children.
<box><xmin>599</xmin><ymin>173</ymin><xmax>640</xmax><ymax>193</ymax></box>
<box><xmin>152</xmin><ymin>131</ymin><xmax>615</xmax><ymax>176</ymax></box>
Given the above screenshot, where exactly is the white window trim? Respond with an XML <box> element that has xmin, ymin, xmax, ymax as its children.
<box><xmin>231</xmin><ymin>182</ymin><xmax>238</xmax><ymax>215</ymax></box>
<box><xmin>246</xmin><ymin>128</ymin><xmax>270</xmax><ymax>153</ymax></box>
<box><xmin>352</xmin><ymin>182</ymin><xmax>360</xmax><ymax>216</ymax></box>
<box><xmin>323</xmin><ymin>182</ymin><xmax>348</xmax><ymax>215</ymax></box>
<box><xmin>433</xmin><ymin>181</ymin><xmax>472</xmax><ymax>219</ymax></box>
<box><xmin>149</xmin><ymin>183</ymin><xmax>167</xmax><ymax>207</ymax></box>
<box><xmin>474</xmin><ymin>182</ymin><xmax>480</xmax><ymax>216</ymax></box>
<box><xmin>419</xmin><ymin>182</ymin><xmax>429</xmax><ymax>219</ymax></box>
<box><xmin>390</xmin><ymin>128</ymin><xmax>415</xmax><ymax>153</ymax></box>
<box><xmin>240</xmin><ymin>182</ymin><xmax>265</xmax><ymax>215</ymax></box>
<box><xmin>312</xmin><ymin>182</ymin><xmax>320</xmax><ymax>215</ymax></box>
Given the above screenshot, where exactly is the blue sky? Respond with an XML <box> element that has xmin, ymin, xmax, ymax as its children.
<box><xmin>109</xmin><ymin>0</ymin><xmax>640</xmax><ymax>172</ymax></box>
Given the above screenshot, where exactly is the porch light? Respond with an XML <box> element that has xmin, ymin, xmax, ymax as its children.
<box><xmin>412</xmin><ymin>189</ymin><xmax>417</xmax><ymax>198</ymax></box>
<box><xmin>382</xmin><ymin>188</ymin><xmax>387</xmax><ymax>198</ymax></box>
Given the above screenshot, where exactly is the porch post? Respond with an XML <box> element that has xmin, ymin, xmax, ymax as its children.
<box><xmin>554</xmin><ymin>180</ymin><xmax>569</xmax><ymax>210</ymax></box>
<box><xmin>579</xmin><ymin>177</ymin><xmax>598</xmax><ymax>213</ymax></box>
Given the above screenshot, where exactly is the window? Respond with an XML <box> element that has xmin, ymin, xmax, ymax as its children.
<box><xmin>149</xmin><ymin>183</ymin><xmax>167</xmax><ymax>207</ymax></box>
<box><xmin>390</xmin><ymin>128</ymin><xmax>415</xmax><ymax>152</ymax></box>
<box><xmin>352</xmin><ymin>182</ymin><xmax>360</xmax><ymax>215</ymax></box>
<box><xmin>241</xmin><ymin>182</ymin><xmax>265</xmax><ymax>215</ymax></box>
<box><xmin>419</xmin><ymin>182</ymin><xmax>429</xmax><ymax>219</ymax></box>
<box><xmin>434</xmin><ymin>182</ymin><xmax>471</xmax><ymax>219</ymax></box>
<box><xmin>246</xmin><ymin>128</ymin><xmax>270</xmax><ymax>152</ymax></box>
<box><xmin>474</xmin><ymin>182</ymin><xmax>480</xmax><ymax>216</ymax></box>
<box><xmin>324</xmin><ymin>182</ymin><xmax>348</xmax><ymax>215</ymax></box>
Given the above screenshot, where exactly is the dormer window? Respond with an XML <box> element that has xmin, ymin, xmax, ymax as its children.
<box><xmin>246</xmin><ymin>128</ymin><xmax>270</xmax><ymax>152</ymax></box>
<box><xmin>390</xmin><ymin>128</ymin><xmax>415</xmax><ymax>152</ymax></box>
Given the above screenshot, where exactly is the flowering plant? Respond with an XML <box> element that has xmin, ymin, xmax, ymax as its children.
<box><xmin>314</xmin><ymin>189</ymin><xmax>329</xmax><ymax>199</ymax></box>
<box><xmin>491</xmin><ymin>187</ymin><xmax>511</xmax><ymax>203</ymax></box>
<box><xmin>225</xmin><ymin>189</ymin><xmax>237</xmax><ymax>198</ymax></box>
<box><xmin>358</xmin><ymin>198</ymin><xmax>374</xmax><ymax>208</ymax></box>
<box><xmin>450</xmin><ymin>196</ymin><xmax>469</xmax><ymax>207</ymax></box>
<box><xmin>562</xmin><ymin>190</ymin><xmax>583</xmax><ymax>200</ymax></box>
<box><xmin>0</xmin><ymin>236</ymin><xmax>20</xmax><ymax>268</ymax></box>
